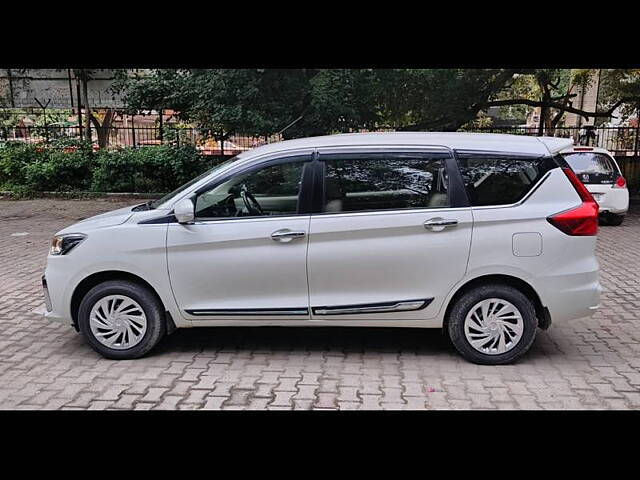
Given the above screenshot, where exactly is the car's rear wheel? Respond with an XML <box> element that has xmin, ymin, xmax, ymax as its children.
<box><xmin>447</xmin><ymin>284</ymin><xmax>538</xmax><ymax>365</ymax></box>
<box><xmin>605</xmin><ymin>213</ymin><xmax>625</xmax><ymax>226</ymax></box>
<box><xmin>78</xmin><ymin>280</ymin><xmax>166</xmax><ymax>360</ymax></box>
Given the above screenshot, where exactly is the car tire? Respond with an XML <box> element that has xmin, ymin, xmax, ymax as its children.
<box><xmin>606</xmin><ymin>213</ymin><xmax>625</xmax><ymax>226</ymax></box>
<box><xmin>78</xmin><ymin>280</ymin><xmax>166</xmax><ymax>360</ymax></box>
<box><xmin>447</xmin><ymin>284</ymin><xmax>538</xmax><ymax>365</ymax></box>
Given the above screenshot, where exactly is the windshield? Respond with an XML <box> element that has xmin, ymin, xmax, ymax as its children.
<box><xmin>149</xmin><ymin>157</ymin><xmax>237</xmax><ymax>208</ymax></box>
<box><xmin>562</xmin><ymin>152</ymin><xmax>618</xmax><ymax>184</ymax></box>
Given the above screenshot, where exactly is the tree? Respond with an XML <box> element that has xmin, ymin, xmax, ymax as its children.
<box><xmin>376</xmin><ymin>69</ymin><xmax>519</xmax><ymax>131</ymax></box>
<box><xmin>596</xmin><ymin>69</ymin><xmax>640</xmax><ymax>123</ymax></box>
<box><xmin>68</xmin><ymin>69</ymin><xmax>122</xmax><ymax>148</ymax></box>
<box><xmin>481</xmin><ymin>69</ymin><xmax>640</xmax><ymax>133</ymax></box>
<box><xmin>113</xmin><ymin>69</ymin><xmax>384</xmax><ymax>144</ymax></box>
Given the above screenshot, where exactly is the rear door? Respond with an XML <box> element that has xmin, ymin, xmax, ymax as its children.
<box><xmin>306</xmin><ymin>147</ymin><xmax>473</xmax><ymax>321</ymax></box>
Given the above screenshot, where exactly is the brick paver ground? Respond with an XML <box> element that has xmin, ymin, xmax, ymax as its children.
<box><xmin>1</xmin><ymin>197</ymin><xmax>639</xmax><ymax>410</ymax></box>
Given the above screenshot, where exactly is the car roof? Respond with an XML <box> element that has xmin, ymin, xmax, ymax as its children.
<box><xmin>234</xmin><ymin>132</ymin><xmax>574</xmax><ymax>162</ymax></box>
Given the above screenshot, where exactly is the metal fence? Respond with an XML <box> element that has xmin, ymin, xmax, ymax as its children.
<box><xmin>2</xmin><ymin>124</ymin><xmax>639</xmax><ymax>156</ymax></box>
<box><xmin>0</xmin><ymin>125</ymin><xmax>282</xmax><ymax>156</ymax></box>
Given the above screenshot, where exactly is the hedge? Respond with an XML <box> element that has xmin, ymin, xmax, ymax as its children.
<box><xmin>0</xmin><ymin>139</ymin><xmax>228</xmax><ymax>196</ymax></box>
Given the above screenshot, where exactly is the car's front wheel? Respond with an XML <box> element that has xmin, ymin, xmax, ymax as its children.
<box><xmin>78</xmin><ymin>280</ymin><xmax>166</xmax><ymax>360</ymax></box>
<box><xmin>447</xmin><ymin>284</ymin><xmax>538</xmax><ymax>365</ymax></box>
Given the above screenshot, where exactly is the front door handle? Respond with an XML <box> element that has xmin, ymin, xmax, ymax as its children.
<box><xmin>271</xmin><ymin>229</ymin><xmax>306</xmax><ymax>242</ymax></box>
<box><xmin>423</xmin><ymin>218</ymin><xmax>458</xmax><ymax>232</ymax></box>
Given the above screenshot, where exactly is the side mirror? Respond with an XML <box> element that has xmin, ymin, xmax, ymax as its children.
<box><xmin>174</xmin><ymin>198</ymin><xmax>195</xmax><ymax>224</ymax></box>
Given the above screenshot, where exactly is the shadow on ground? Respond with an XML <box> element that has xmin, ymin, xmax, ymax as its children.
<box><xmin>156</xmin><ymin>326</ymin><xmax>455</xmax><ymax>356</ymax></box>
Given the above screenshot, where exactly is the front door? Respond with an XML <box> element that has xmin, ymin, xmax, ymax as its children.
<box><xmin>307</xmin><ymin>149</ymin><xmax>473</xmax><ymax>321</ymax></box>
<box><xmin>167</xmin><ymin>152</ymin><xmax>313</xmax><ymax>320</ymax></box>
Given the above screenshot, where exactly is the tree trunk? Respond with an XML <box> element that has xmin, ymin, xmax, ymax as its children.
<box><xmin>89</xmin><ymin>108</ymin><xmax>116</xmax><ymax>148</ymax></box>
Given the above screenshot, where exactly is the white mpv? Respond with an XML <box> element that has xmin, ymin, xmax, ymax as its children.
<box><xmin>42</xmin><ymin>133</ymin><xmax>601</xmax><ymax>365</ymax></box>
<box><xmin>560</xmin><ymin>146</ymin><xmax>629</xmax><ymax>226</ymax></box>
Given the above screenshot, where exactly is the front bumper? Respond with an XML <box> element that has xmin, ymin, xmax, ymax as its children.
<box><xmin>42</xmin><ymin>275</ymin><xmax>52</xmax><ymax>312</ymax></box>
<box><xmin>41</xmin><ymin>272</ymin><xmax>72</xmax><ymax>325</ymax></box>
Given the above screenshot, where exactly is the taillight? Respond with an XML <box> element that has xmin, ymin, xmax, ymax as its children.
<box><xmin>614</xmin><ymin>175</ymin><xmax>626</xmax><ymax>189</ymax></box>
<box><xmin>547</xmin><ymin>167</ymin><xmax>599</xmax><ymax>236</ymax></box>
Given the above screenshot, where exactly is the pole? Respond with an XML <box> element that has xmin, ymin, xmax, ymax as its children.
<box><xmin>537</xmin><ymin>106</ymin><xmax>545</xmax><ymax>136</ymax></box>
<box><xmin>82</xmin><ymin>75</ymin><xmax>91</xmax><ymax>143</ymax></box>
<box><xmin>635</xmin><ymin>104</ymin><xmax>640</xmax><ymax>159</ymax></box>
<box><xmin>67</xmin><ymin>69</ymin><xmax>74</xmax><ymax>110</ymax></box>
<box><xmin>76</xmin><ymin>78</ymin><xmax>83</xmax><ymax>141</ymax></box>
<box><xmin>7</xmin><ymin>69</ymin><xmax>15</xmax><ymax>108</ymax></box>
<box><xmin>158</xmin><ymin>109</ymin><xmax>163</xmax><ymax>143</ymax></box>
<box><xmin>34</xmin><ymin>98</ymin><xmax>51</xmax><ymax>143</ymax></box>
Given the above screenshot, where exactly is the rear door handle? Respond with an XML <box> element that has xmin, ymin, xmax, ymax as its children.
<box><xmin>423</xmin><ymin>218</ymin><xmax>458</xmax><ymax>231</ymax></box>
<box><xmin>271</xmin><ymin>229</ymin><xmax>306</xmax><ymax>242</ymax></box>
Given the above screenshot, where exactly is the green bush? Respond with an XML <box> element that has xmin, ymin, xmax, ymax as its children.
<box><xmin>0</xmin><ymin>142</ymin><xmax>227</xmax><ymax>194</ymax></box>
<box><xmin>23</xmin><ymin>149</ymin><xmax>93</xmax><ymax>191</ymax></box>
<box><xmin>0</xmin><ymin>143</ymin><xmax>48</xmax><ymax>188</ymax></box>
<box><xmin>92</xmin><ymin>144</ymin><xmax>212</xmax><ymax>193</ymax></box>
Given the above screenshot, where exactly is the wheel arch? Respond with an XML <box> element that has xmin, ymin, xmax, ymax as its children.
<box><xmin>70</xmin><ymin>270</ymin><xmax>176</xmax><ymax>334</ymax></box>
<box><xmin>442</xmin><ymin>274</ymin><xmax>548</xmax><ymax>333</ymax></box>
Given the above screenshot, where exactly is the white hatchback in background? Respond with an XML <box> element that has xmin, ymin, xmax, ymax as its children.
<box><xmin>560</xmin><ymin>146</ymin><xmax>629</xmax><ymax>225</ymax></box>
<box><xmin>41</xmin><ymin>132</ymin><xmax>601</xmax><ymax>365</ymax></box>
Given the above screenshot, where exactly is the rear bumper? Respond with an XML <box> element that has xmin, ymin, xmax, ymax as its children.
<box><xmin>591</xmin><ymin>188</ymin><xmax>629</xmax><ymax>215</ymax></box>
<box><xmin>536</xmin><ymin>269</ymin><xmax>601</xmax><ymax>323</ymax></box>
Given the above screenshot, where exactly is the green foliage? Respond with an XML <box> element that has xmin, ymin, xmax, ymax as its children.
<box><xmin>92</xmin><ymin>144</ymin><xmax>210</xmax><ymax>193</ymax></box>
<box><xmin>23</xmin><ymin>149</ymin><xmax>93</xmax><ymax>192</ymax></box>
<box><xmin>597</xmin><ymin>69</ymin><xmax>640</xmax><ymax>121</ymax></box>
<box><xmin>0</xmin><ymin>142</ymin><xmax>219</xmax><ymax>194</ymax></box>
<box><xmin>377</xmin><ymin>69</ymin><xmax>518</xmax><ymax>131</ymax></box>
<box><xmin>0</xmin><ymin>143</ymin><xmax>47</xmax><ymax>188</ymax></box>
<box><xmin>115</xmin><ymin>69</ymin><xmax>387</xmax><ymax>139</ymax></box>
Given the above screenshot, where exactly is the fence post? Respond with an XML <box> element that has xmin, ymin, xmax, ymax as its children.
<box><xmin>131</xmin><ymin>114</ymin><xmax>136</xmax><ymax>147</ymax></box>
<box><xmin>158</xmin><ymin>109</ymin><xmax>163</xmax><ymax>144</ymax></box>
<box><xmin>635</xmin><ymin>105</ymin><xmax>640</xmax><ymax>159</ymax></box>
<box><xmin>76</xmin><ymin>79</ymin><xmax>83</xmax><ymax>141</ymax></box>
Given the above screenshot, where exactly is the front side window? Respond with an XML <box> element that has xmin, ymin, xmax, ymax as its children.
<box><xmin>322</xmin><ymin>152</ymin><xmax>450</xmax><ymax>213</ymax></box>
<box><xmin>195</xmin><ymin>160</ymin><xmax>305</xmax><ymax>219</ymax></box>
<box><xmin>456</xmin><ymin>153</ymin><xmax>555</xmax><ymax>206</ymax></box>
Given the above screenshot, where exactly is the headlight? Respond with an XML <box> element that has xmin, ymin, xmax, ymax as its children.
<box><xmin>50</xmin><ymin>234</ymin><xmax>87</xmax><ymax>256</ymax></box>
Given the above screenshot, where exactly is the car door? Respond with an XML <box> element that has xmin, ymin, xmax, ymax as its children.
<box><xmin>167</xmin><ymin>151</ymin><xmax>314</xmax><ymax>321</ymax></box>
<box><xmin>306</xmin><ymin>147</ymin><xmax>473</xmax><ymax>321</ymax></box>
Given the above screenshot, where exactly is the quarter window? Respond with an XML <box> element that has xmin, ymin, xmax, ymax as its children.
<box><xmin>322</xmin><ymin>152</ymin><xmax>450</xmax><ymax>213</ymax></box>
<box><xmin>456</xmin><ymin>153</ymin><xmax>555</xmax><ymax>206</ymax></box>
<box><xmin>195</xmin><ymin>160</ymin><xmax>306</xmax><ymax>219</ymax></box>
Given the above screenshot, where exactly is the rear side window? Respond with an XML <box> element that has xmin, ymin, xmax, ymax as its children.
<box><xmin>321</xmin><ymin>152</ymin><xmax>450</xmax><ymax>213</ymax></box>
<box><xmin>562</xmin><ymin>152</ymin><xmax>618</xmax><ymax>184</ymax></box>
<box><xmin>456</xmin><ymin>152</ymin><xmax>556</xmax><ymax>207</ymax></box>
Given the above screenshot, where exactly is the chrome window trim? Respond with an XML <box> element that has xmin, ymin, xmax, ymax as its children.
<box><xmin>185</xmin><ymin>213</ymin><xmax>311</xmax><ymax>226</ymax></box>
<box><xmin>310</xmin><ymin>206</ymin><xmax>470</xmax><ymax>220</ymax></box>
